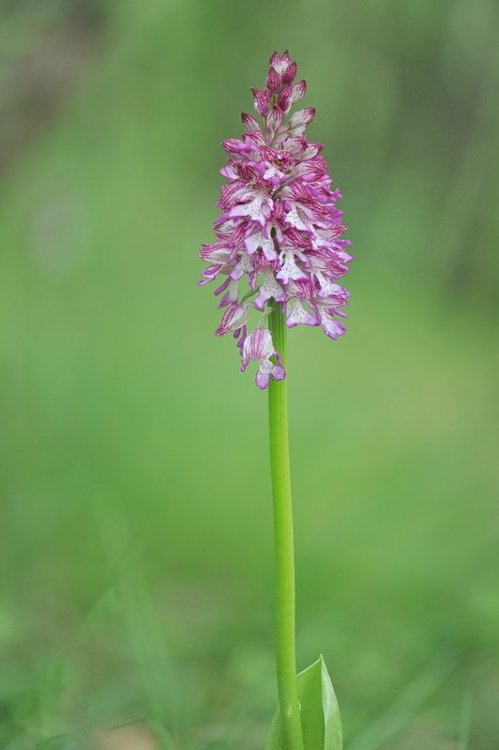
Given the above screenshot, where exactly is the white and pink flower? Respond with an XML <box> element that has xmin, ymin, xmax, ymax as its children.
<box><xmin>241</xmin><ymin>329</ymin><xmax>286</xmax><ymax>390</ymax></box>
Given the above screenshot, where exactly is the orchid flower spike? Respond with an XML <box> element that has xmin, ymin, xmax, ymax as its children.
<box><xmin>199</xmin><ymin>50</ymin><xmax>352</xmax><ymax>388</ymax></box>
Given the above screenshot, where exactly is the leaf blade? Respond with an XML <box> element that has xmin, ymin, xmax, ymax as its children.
<box><xmin>266</xmin><ymin>656</ymin><xmax>342</xmax><ymax>750</ymax></box>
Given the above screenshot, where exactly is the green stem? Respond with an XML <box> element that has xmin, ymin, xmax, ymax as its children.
<box><xmin>268</xmin><ymin>303</ymin><xmax>303</xmax><ymax>750</ymax></box>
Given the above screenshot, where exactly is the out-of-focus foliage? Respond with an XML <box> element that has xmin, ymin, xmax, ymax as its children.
<box><xmin>1</xmin><ymin>1</ymin><xmax>498</xmax><ymax>749</ymax></box>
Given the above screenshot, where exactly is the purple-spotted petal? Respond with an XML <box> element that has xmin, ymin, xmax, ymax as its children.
<box><xmin>286</xmin><ymin>298</ymin><xmax>318</xmax><ymax>328</ymax></box>
<box><xmin>251</xmin><ymin>88</ymin><xmax>270</xmax><ymax>116</ymax></box>
<box><xmin>255</xmin><ymin>369</ymin><xmax>270</xmax><ymax>389</ymax></box>
<box><xmin>318</xmin><ymin>312</ymin><xmax>346</xmax><ymax>340</ymax></box>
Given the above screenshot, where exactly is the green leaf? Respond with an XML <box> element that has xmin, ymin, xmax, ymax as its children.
<box><xmin>266</xmin><ymin>656</ymin><xmax>342</xmax><ymax>750</ymax></box>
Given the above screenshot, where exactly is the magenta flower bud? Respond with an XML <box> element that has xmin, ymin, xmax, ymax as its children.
<box><xmin>265</xmin><ymin>66</ymin><xmax>281</xmax><ymax>93</ymax></box>
<box><xmin>222</xmin><ymin>138</ymin><xmax>251</xmax><ymax>156</ymax></box>
<box><xmin>269</xmin><ymin>50</ymin><xmax>289</xmax><ymax>76</ymax></box>
<box><xmin>251</xmin><ymin>87</ymin><xmax>270</xmax><ymax>116</ymax></box>
<box><xmin>277</xmin><ymin>86</ymin><xmax>293</xmax><ymax>113</ymax></box>
<box><xmin>291</xmin><ymin>79</ymin><xmax>307</xmax><ymax>104</ymax></box>
<box><xmin>241</xmin><ymin>111</ymin><xmax>260</xmax><ymax>131</ymax></box>
<box><xmin>199</xmin><ymin>51</ymin><xmax>352</xmax><ymax>388</ymax></box>
<box><xmin>282</xmin><ymin>61</ymin><xmax>297</xmax><ymax>86</ymax></box>
<box><xmin>266</xmin><ymin>104</ymin><xmax>285</xmax><ymax>131</ymax></box>
<box><xmin>243</xmin><ymin>129</ymin><xmax>266</xmax><ymax>148</ymax></box>
<box><xmin>215</xmin><ymin>302</ymin><xmax>248</xmax><ymax>336</ymax></box>
<box><xmin>288</xmin><ymin>107</ymin><xmax>316</xmax><ymax>132</ymax></box>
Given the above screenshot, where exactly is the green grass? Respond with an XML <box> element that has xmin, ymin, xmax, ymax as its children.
<box><xmin>1</xmin><ymin>1</ymin><xmax>498</xmax><ymax>748</ymax></box>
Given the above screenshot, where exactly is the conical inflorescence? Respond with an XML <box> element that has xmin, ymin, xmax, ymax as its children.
<box><xmin>199</xmin><ymin>50</ymin><xmax>352</xmax><ymax>388</ymax></box>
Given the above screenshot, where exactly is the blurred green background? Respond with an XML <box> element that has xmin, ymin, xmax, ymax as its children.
<box><xmin>1</xmin><ymin>1</ymin><xmax>498</xmax><ymax>748</ymax></box>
